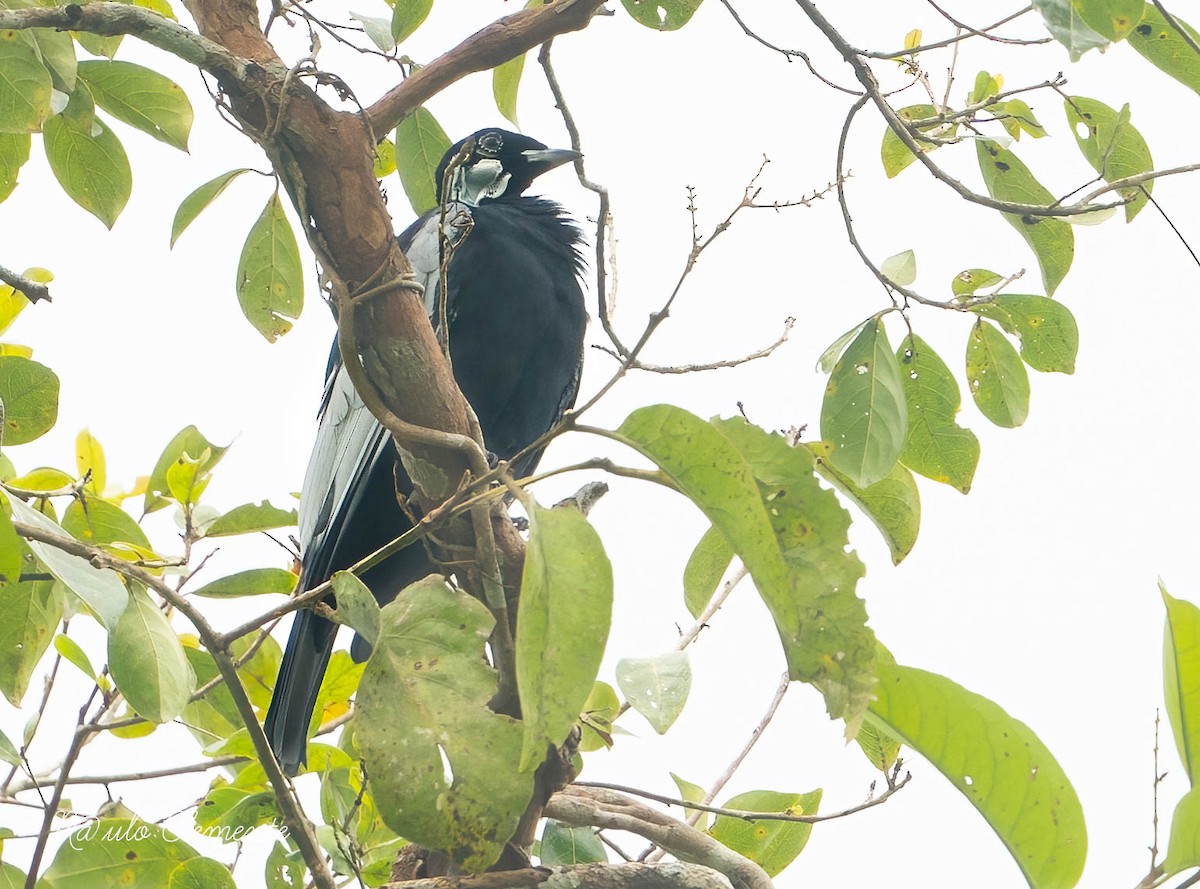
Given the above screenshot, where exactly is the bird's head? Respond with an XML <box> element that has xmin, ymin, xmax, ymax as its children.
<box><xmin>434</xmin><ymin>128</ymin><xmax>580</xmax><ymax>207</ymax></box>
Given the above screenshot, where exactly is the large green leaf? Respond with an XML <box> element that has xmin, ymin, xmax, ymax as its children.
<box><xmin>709</xmin><ymin>789</ymin><xmax>822</xmax><ymax>877</ymax></box>
<box><xmin>1075</xmin><ymin>0</ymin><xmax>1144</xmax><ymax>40</ymax></box>
<box><xmin>621</xmin><ymin>0</ymin><xmax>702</xmax><ymax>30</ymax></box>
<box><xmin>236</xmin><ymin>192</ymin><xmax>304</xmax><ymax>342</ymax></box>
<box><xmin>517</xmin><ymin>500</ymin><xmax>613</xmax><ymax>769</ymax></box>
<box><xmin>0</xmin><ymin>30</ymin><xmax>51</xmax><ymax>133</ymax></box>
<box><xmin>614</xmin><ymin>409</ymin><xmax>873</xmax><ymax>730</ymax></box>
<box><xmin>615</xmin><ymin>651</ymin><xmax>690</xmax><ymax>735</ymax></box>
<box><xmin>1166</xmin><ymin>787</ymin><xmax>1200</xmax><ymax>874</ymax></box>
<box><xmin>975</xmin><ymin>139</ymin><xmax>1073</xmax><ymax>296</ymax></box>
<box><xmin>0</xmin><ymin>354</ymin><xmax>58</xmax><ymax>444</ymax></box>
<box><xmin>62</xmin><ymin>498</ymin><xmax>151</xmax><ymax>549</ymax></box>
<box><xmin>896</xmin><ymin>334</ymin><xmax>979</xmax><ymax>493</ymax></box>
<box><xmin>1162</xmin><ymin>583</ymin><xmax>1200</xmax><ymax>784</ymax></box>
<box><xmin>869</xmin><ymin>664</ymin><xmax>1086</xmax><ymax>889</ymax></box>
<box><xmin>355</xmin><ymin>576</ymin><xmax>532</xmax><ymax>872</ymax></box>
<box><xmin>108</xmin><ymin>584</ymin><xmax>195</xmax><ymax>722</ymax></box>
<box><xmin>1129</xmin><ymin>5</ymin><xmax>1200</xmax><ymax>94</ymax></box>
<box><xmin>0</xmin><ymin>576</ymin><xmax>61</xmax><ymax>705</ymax></box>
<box><xmin>1032</xmin><ymin>0</ymin><xmax>1110</xmax><ymax>59</ymax></box>
<box><xmin>1064</xmin><ymin>96</ymin><xmax>1153</xmax><ymax>221</ymax></box>
<box><xmin>38</xmin><ymin>819</ymin><xmax>204</xmax><ymax>889</ymax></box>
<box><xmin>820</xmin><ymin>318</ymin><xmax>907</xmax><ymax>488</ymax></box>
<box><xmin>965</xmin><ymin>319</ymin><xmax>1030</xmax><ymax>428</ymax></box>
<box><xmin>77</xmin><ymin>60</ymin><xmax>193</xmax><ymax>150</ymax></box>
<box><xmin>43</xmin><ymin>84</ymin><xmax>131</xmax><ymax>229</ymax></box>
<box><xmin>539</xmin><ymin>820</ymin><xmax>606</xmax><ymax>865</ymax></box>
<box><xmin>31</xmin><ymin>26</ymin><xmax>77</xmax><ymax>92</ymax></box>
<box><xmin>0</xmin><ymin>131</ymin><xmax>31</xmax><ymax>203</ymax></box>
<box><xmin>205</xmin><ymin>500</ymin><xmax>297</xmax><ymax>537</ymax></box>
<box><xmin>0</xmin><ymin>495</ymin><xmax>22</xmax><ymax>582</ymax></box>
<box><xmin>808</xmin><ymin>441</ymin><xmax>920</xmax><ymax>565</ymax></box>
<box><xmin>394</xmin><ymin>106</ymin><xmax>450</xmax><ymax>215</ymax></box>
<box><xmin>972</xmin><ymin>295</ymin><xmax>1079</xmax><ymax>374</ymax></box>
<box><xmin>191</xmin><ymin>567</ymin><xmax>296</xmax><ymax>599</ymax></box>
<box><xmin>390</xmin><ymin>0</ymin><xmax>433</xmax><ymax>43</ymax></box>
<box><xmin>171</xmin><ymin>168</ymin><xmax>253</xmax><ymax>247</ymax></box>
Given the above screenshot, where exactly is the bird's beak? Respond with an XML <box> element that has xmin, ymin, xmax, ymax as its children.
<box><xmin>522</xmin><ymin>147</ymin><xmax>582</xmax><ymax>177</ymax></box>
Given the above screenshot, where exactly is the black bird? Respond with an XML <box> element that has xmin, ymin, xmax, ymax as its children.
<box><xmin>264</xmin><ymin>129</ymin><xmax>587</xmax><ymax>775</ymax></box>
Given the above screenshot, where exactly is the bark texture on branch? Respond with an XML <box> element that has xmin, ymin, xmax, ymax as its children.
<box><xmin>383</xmin><ymin>863</ymin><xmax>736</xmax><ymax>889</ymax></box>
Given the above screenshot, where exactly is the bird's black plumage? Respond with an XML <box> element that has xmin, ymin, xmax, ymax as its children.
<box><xmin>264</xmin><ymin>129</ymin><xmax>586</xmax><ymax>775</ymax></box>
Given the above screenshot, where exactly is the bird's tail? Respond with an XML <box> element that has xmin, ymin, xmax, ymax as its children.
<box><xmin>264</xmin><ymin>608</ymin><xmax>337</xmax><ymax>776</ymax></box>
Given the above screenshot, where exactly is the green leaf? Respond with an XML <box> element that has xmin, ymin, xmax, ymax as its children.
<box><xmin>0</xmin><ymin>724</ymin><xmax>19</xmax><ymax>766</ymax></box>
<box><xmin>372</xmin><ymin>135</ymin><xmax>396</xmax><ymax>177</ymax></box>
<box><xmin>1162</xmin><ymin>583</ymin><xmax>1200</xmax><ymax>784</ymax></box>
<box><xmin>145</xmin><ymin>426</ymin><xmax>228</xmax><ymax>513</ymax></box>
<box><xmin>170</xmin><ymin>168</ymin><xmax>253</xmax><ymax>247</ymax></box>
<box><xmin>682</xmin><ymin>524</ymin><xmax>732</xmax><ymax>618</ymax></box>
<box><xmin>951</xmin><ymin>268</ymin><xmax>1003</xmax><ymax>297</ymax></box>
<box><xmin>53</xmin><ymin>633</ymin><xmax>96</xmax><ymax>681</ymax></box>
<box><xmin>30</xmin><ymin>27</ymin><xmax>77</xmax><ymax>93</ymax></box>
<box><xmin>881</xmin><ymin>104</ymin><xmax>957</xmax><ymax>178</ymax></box>
<box><xmin>331</xmin><ymin>570</ymin><xmax>380</xmax><ymax>649</ymax></box>
<box><xmin>998</xmin><ymin>99</ymin><xmax>1046</xmax><ymax>141</ymax></box>
<box><xmin>195</xmin><ymin>785</ymin><xmax>281</xmax><ymax>841</ymax></box>
<box><xmin>965</xmin><ymin>319</ymin><xmax>1030</xmax><ymax>428</ymax></box>
<box><xmin>0</xmin><ymin>577</ymin><xmax>61</xmax><ymax>705</ymax></box>
<box><xmin>0</xmin><ymin>495</ymin><xmax>22</xmax><ymax>581</ymax></box>
<box><xmin>1064</xmin><ymin>96</ymin><xmax>1153</xmax><ymax>221</ymax></box>
<box><xmin>880</xmin><ymin>249</ymin><xmax>916</xmax><ymax>286</ymax></box>
<box><xmin>578</xmin><ymin>680</ymin><xmax>619</xmax><ymax>753</ymax></box>
<box><xmin>9</xmin><ymin>494</ymin><xmax>127</xmax><ymax>629</ymax></box>
<box><xmin>43</xmin><ymin>84</ymin><xmax>131</xmax><ymax>229</ymax></box>
<box><xmin>816</xmin><ymin>319</ymin><xmax>867</xmax><ymax>374</ymax></box>
<box><xmin>0</xmin><ymin>354</ymin><xmax>58</xmax><ymax>444</ymax></box>
<box><xmin>1032</xmin><ymin>0</ymin><xmax>1110</xmax><ymax>59</ymax></box>
<box><xmin>972</xmin><ymin>295</ymin><xmax>1078</xmax><ymax>374</ymax></box>
<box><xmin>896</xmin><ymin>334</ymin><xmax>980</xmax><ymax>493</ymax></box>
<box><xmin>670</xmin><ymin>772</ymin><xmax>709</xmax><ymax>829</ymax></box>
<box><xmin>0</xmin><ymin>30</ymin><xmax>52</xmax><ymax>133</ymax></box>
<box><xmin>390</xmin><ymin>0</ymin><xmax>432</xmax><ymax>43</ymax></box>
<box><xmin>1075</xmin><ymin>0</ymin><xmax>1144</xmax><ymax>40</ymax></box>
<box><xmin>975</xmin><ymin>139</ymin><xmax>1073</xmax><ymax>296</ymax></box>
<box><xmin>108</xmin><ymin>584</ymin><xmax>195</xmax><ymax>722</ymax></box>
<box><xmin>205</xmin><ymin>500</ymin><xmax>297</xmax><ymax>537</ymax></box>
<box><xmin>0</xmin><ymin>131</ymin><xmax>31</xmax><ymax>203</ymax></box>
<box><xmin>394</xmin><ymin>106</ymin><xmax>450</xmax><ymax>215</ymax></box>
<box><xmin>191</xmin><ymin>567</ymin><xmax>296</xmax><ymax>599</ymax></box>
<box><xmin>615</xmin><ymin>651</ymin><xmax>691</xmax><ymax>735</ymax></box>
<box><xmin>349</xmin><ymin>13</ymin><xmax>395</xmax><ymax>52</ymax></box>
<box><xmin>309</xmin><ymin>650</ymin><xmax>363</xmax><ymax>737</ymax></box>
<box><xmin>62</xmin><ymin>498</ymin><xmax>151</xmax><ymax>549</ymax></box>
<box><xmin>355</xmin><ymin>576</ymin><xmax>533</xmax><ymax>872</ymax></box>
<box><xmin>74</xmin><ymin>428</ymin><xmax>105</xmax><ymax>495</ymax></box>
<box><xmin>1130</xmin><ymin>6</ymin><xmax>1200</xmax><ymax>94</ymax></box>
<box><xmin>180</xmin><ymin>635</ymin><xmax>281</xmax><ymax>743</ymax></box>
<box><xmin>820</xmin><ymin>318</ymin><xmax>907</xmax><ymax>487</ymax></box>
<box><xmin>492</xmin><ymin>53</ymin><xmax>524</xmax><ymax>128</ymax></box>
<box><xmin>167</xmin><ymin>856</ymin><xmax>236</xmax><ymax>889</ymax></box>
<box><xmin>868</xmin><ymin>663</ymin><xmax>1087</xmax><ymax>889</ymax></box>
<box><xmin>808</xmin><ymin>441</ymin><xmax>920</xmax><ymax>565</ymax></box>
<box><xmin>856</xmin><ymin>718</ymin><xmax>902</xmax><ymax>772</ymax></box>
<box><xmin>73</xmin><ymin>30</ymin><xmax>122</xmax><ymax>60</ymax></box>
<box><xmin>621</xmin><ymin>0</ymin><xmax>703</xmax><ymax>30</ymax></box>
<box><xmin>265</xmin><ymin>840</ymin><xmax>305</xmax><ymax>889</ymax></box>
<box><xmin>0</xmin><ymin>862</ymin><xmax>23</xmax><ymax>888</ymax></box>
<box><xmin>38</xmin><ymin>819</ymin><xmax>202</xmax><ymax>889</ymax></box>
<box><xmin>77</xmin><ymin>60</ymin><xmax>192</xmax><ymax>150</ymax></box>
<box><xmin>968</xmin><ymin>70</ymin><xmax>1003</xmax><ymax>105</ymax></box>
<box><xmin>709</xmin><ymin>789</ymin><xmax>822</xmax><ymax>877</ymax></box>
<box><xmin>236</xmin><ymin>192</ymin><xmax>304</xmax><ymax>342</ymax></box>
<box><xmin>1166</xmin><ymin>787</ymin><xmax>1200</xmax><ymax>873</ymax></box>
<box><xmin>517</xmin><ymin>500</ymin><xmax>613</xmax><ymax>770</ymax></box>
<box><xmin>539</xmin><ymin>821</ymin><xmax>606</xmax><ymax>865</ymax></box>
<box><xmin>614</xmin><ymin>409</ymin><xmax>873</xmax><ymax>731</ymax></box>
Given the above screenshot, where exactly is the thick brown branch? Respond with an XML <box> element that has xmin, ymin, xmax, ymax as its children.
<box><xmin>367</xmin><ymin>0</ymin><xmax>607</xmax><ymax>136</ymax></box>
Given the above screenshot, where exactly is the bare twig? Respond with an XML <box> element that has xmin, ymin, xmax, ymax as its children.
<box><xmin>593</xmin><ymin>317</ymin><xmax>794</xmax><ymax>374</ymax></box>
<box><xmin>0</xmin><ymin>265</ymin><xmax>50</xmax><ymax>303</ymax></box>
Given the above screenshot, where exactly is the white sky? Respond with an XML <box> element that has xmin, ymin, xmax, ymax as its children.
<box><xmin>2</xmin><ymin>2</ymin><xmax>1199</xmax><ymax>887</ymax></box>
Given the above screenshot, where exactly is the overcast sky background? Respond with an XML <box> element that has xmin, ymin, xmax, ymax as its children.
<box><xmin>2</xmin><ymin>2</ymin><xmax>1199</xmax><ymax>887</ymax></box>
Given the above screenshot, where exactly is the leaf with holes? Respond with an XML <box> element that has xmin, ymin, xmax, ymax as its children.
<box><xmin>236</xmin><ymin>193</ymin><xmax>304</xmax><ymax>342</ymax></box>
<box><xmin>869</xmin><ymin>664</ymin><xmax>1086</xmax><ymax>889</ymax></box>
<box><xmin>710</xmin><ymin>789</ymin><xmax>822</xmax><ymax>877</ymax></box>
<box><xmin>951</xmin><ymin>268</ymin><xmax>1003</xmax><ymax>298</ymax></box>
<box><xmin>621</xmin><ymin>0</ymin><xmax>703</xmax><ymax>30</ymax></box>
<box><xmin>395</xmin><ymin>106</ymin><xmax>450</xmax><ymax>215</ymax></box>
<box><xmin>820</xmin><ymin>318</ymin><xmax>907</xmax><ymax>488</ymax></box>
<box><xmin>966</xmin><ymin>320</ymin><xmax>1029</xmax><ymax>428</ymax></box>
<box><xmin>356</xmin><ymin>577</ymin><xmax>532</xmax><ymax>872</ymax></box>
<box><xmin>1129</xmin><ymin>6</ymin><xmax>1200</xmax><ymax>94</ymax></box>
<box><xmin>973</xmin><ymin>295</ymin><xmax>1078</xmax><ymax>374</ymax></box>
<box><xmin>0</xmin><ymin>355</ymin><xmax>57</xmax><ymax>445</ymax></box>
<box><xmin>0</xmin><ymin>31</ymin><xmax>52</xmax><ymax>134</ymax></box>
<box><xmin>1064</xmin><ymin>96</ymin><xmax>1153</xmax><ymax>221</ymax></box>
<box><xmin>896</xmin><ymin>334</ymin><xmax>979</xmax><ymax>493</ymax></box>
<box><xmin>616</xmin><ymin>652</ymin><xmax>691</xmax><ymax>735</ymax></box>
<box><xmin>42</xmin><ymin>85</ymin><xmax>131</xmax><ymax>229</ymax></box>
<box><xmin>77</xmin><ymin>60</ymin><xmax>192</xmax><ymax>150</ymax></box>
<box><xmin>976</xmin><ymin>139</ymin><xmax>1073</xmax><ymax>296</ymax></box>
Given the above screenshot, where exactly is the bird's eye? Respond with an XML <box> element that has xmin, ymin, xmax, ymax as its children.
<box><xmin>477</xmin><ymin>132</ymin><xmax>504</xmax><ymax>156</ymax></box>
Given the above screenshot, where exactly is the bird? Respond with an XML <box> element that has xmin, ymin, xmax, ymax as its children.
<box><xmin>263</xmin><ymin>128</ymin><xmax>587</xmax><ymax>776</ymax></box>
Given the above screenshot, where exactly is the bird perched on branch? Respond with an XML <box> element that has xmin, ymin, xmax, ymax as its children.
<box><xmin>264</xmin><ymin>129</ymin><xmax>587</xmax><ymax>776</ymax></box>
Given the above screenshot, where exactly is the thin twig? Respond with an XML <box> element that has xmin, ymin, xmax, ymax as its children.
<box><xmin>1152</xmin><ymin>1</ymin><xmax>1200</xmax><ymax>58</ymax></box>
<box><xmin>0</xmin><ymin>264</ymin><xmax>50</xmax><ymax>303</ymax></box>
